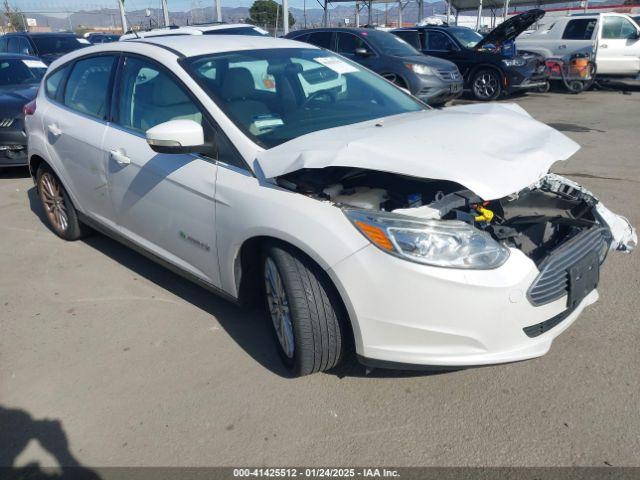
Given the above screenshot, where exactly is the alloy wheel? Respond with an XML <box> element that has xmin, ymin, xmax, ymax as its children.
<box><xmin>473</xmin><ymin>72</ymin><xmax>499</xmax><ymax>99</ymax></box>
<box><xmin>264</xmin><ymin>257</ymin><xmax>295</xmax><ymax>358</ymax></box>
<box><xmin>39</xmin><ymin>172</ymin><xmax>69</xmax><ymax>233</ymax></box>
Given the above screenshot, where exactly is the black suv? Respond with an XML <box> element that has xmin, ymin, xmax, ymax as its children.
<box><xmin>0</xmin><ymin>32</ymin><xmax>89</xmax><ymax>65</ymax></box>
<box><xmin>392</xmin><ymin>10</ymin><xmax>548</xmax><ymax>101</ymax></box>
<box><xmin>285</xmin><ymin>27</ymin><xmax>463</xmax><ymax>106</ymax></box>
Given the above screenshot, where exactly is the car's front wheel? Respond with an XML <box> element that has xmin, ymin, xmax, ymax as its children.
<box><xmin>262</xmin><ymin>242</ymin><xmax>346</xmax><ymax>376</ymax></box>
<box><xmin>36</xmin><ymin>165</ymin><xmax>89</xmax><ymax>240</ymax></box>
<box><xmin>471</xmin><ymin>68</ymin><xmax>502</xmax><ymax>101</ymax></box>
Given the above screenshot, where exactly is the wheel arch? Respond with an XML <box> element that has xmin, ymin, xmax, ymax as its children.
<box><xmin>28</xmin><ymin>153</ymin><xmax>47</xmax><ymax>181</ymax></box>
<box><xmin>380</xmin><ymin>71</ymin><xmax>409</xmax><ymax>89</ymax></box>
<box><xmin>467</xmin><ymin>63</ymin><xmax>505</xmax><ymax>87</ymax></box>
<box><xmin>233</xmin><ymin>234</ymin><xmax>360</xmax><ymax>352</ymax></box>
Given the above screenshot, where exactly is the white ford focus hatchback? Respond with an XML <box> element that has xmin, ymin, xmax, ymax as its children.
<box><xmin>25</xmin><ymin>36</ymin><xmax>636</xmax><ymax>376</ymax></box>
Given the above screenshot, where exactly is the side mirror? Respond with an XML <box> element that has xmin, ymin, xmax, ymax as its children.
<box><xmin>354</xmin><ymin>47</ymin><xmax>372</xmax><ymax>57</ymax></box>
<box><xmin>146</xmin><ymin>119</ymin><xmax>207</xmax><ymax>154</ymax></box>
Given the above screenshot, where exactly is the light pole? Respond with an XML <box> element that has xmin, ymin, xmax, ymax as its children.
<box><xmin>117</xmin><ymin>0</ymin><xmax>128</xmax><ymax>33</ymax></box>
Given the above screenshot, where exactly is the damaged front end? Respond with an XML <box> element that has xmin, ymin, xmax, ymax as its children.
<box><xmin>278</xmin><ymin>167</ymin><xmax>636</xmax><ymax>293</ymax></box>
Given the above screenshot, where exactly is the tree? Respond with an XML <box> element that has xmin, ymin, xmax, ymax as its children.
<box><xmin>249</xmin><ymin>0</ymin><xmax>295</xmax><ymax>30</ymax></box>
<box><xmin>2</xmin><ymin>0</ymin><xmax>26</xmax><ymax>32</ymax></box>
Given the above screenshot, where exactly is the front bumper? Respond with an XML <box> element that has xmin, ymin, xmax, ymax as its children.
<box><xmin>0</xmin><ymin>126</ymin><xmax>28</xmax><ymax>167</ymax></box>
<box><xmin>330</xmin><ymin>243</ymin><xmax>600</xmax><ymax>368</ymax></box>
<box><xmin>411</xmin><ymin>75</ymin><xmax>464</xmax><ymax>105</ymax></box>
<box><xmin>506</xmin><ymin>64</ymin><xmax>548</xmax><ymax>91</ymax></box>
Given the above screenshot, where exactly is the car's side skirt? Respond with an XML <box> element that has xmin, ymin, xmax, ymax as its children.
<box><xmin>77</xmin><ymin>212</ymin><xmax>240</xmax><ymax>306</ymax></box>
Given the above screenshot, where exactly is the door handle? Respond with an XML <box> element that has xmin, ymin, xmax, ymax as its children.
<box><xmin>109</xmin><ymin>149</ymin><xmax>131</xmax><ymax>166</ymax></box>
<box><xmin>558</xmin><ymin>44</ymin><xmax>567</xmax><ymax>50</ymax></box>
<box><xmin>600</xmin><ymin>44</ymin><xmax>608</xmax><ymax>48</ymax></box>
<box><xmin>47</xmin><ymin>124</ymin><xmax>62</xmax><ymax>137</ymax></box>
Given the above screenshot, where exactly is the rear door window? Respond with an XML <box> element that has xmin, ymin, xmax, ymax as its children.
<box><xmin>425</xmin><ymin>31</ymin><xmax>456</xmax><ymax>51</ymax></box>
<box><xmin>63</xmin><ymin>55</ymin><xmax>116</xmax><ymax>119</ymax></box>
<box><xmin>393</xmin><ymin>30</ymin><xmax>422</xmax><ymax>50</ymax></box>
<box><xmin>307</xmin><ymin>32</ymin><xmax>333</xmax><ymax>49</ymax></box>
<box><xmin>562</xmin><ymin>19</ymin><xmax>597</xmax><ymax>40</ymax></box>
<box><xmin>336</xmin><ymin>32</ymin><xmax>367</xmax><ymax>54</ymax></box>
<box><xmin>0</xmin><ymin>37</ymin><xmax>8</xmax><ymax>52</ymax></box>
<box><xmin>7</xmin><ymin>37</ymin><xmax>21</xmax><ymax>53</ymax></box>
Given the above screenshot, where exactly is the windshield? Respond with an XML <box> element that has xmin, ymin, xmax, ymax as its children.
<box><xmin>448</xmin><ymin>27</ymin><xmax>484</xmax><ymax>48</ymax></box>
<box><xmin>0</xmin><ymin>59</ymin><xmax>47</xmax><ymax>86</ymax></box>
<box><xmin>32</xmin><ymin>36</ymin><xmax>88</xmax><ymax>56</ymax></box>
<box><xmin>365</xmin><ymin>30</ymin><xmax>421</xmax><ymax>56</ymax></box>
<box><xmin>204</xmin><ymin>26</ymin><xmax>269</xmax><ymax>37</ymax></box>
<box><xmin>184</xmin><ymin>48</ymin><xmax>424</xmax><ymax>149</ymax></box>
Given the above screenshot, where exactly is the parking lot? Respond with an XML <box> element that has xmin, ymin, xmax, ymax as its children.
<box><xmin>1</xmin><ymin>87</ymin><xmax>639</xmax><ymax>469</ymax></box>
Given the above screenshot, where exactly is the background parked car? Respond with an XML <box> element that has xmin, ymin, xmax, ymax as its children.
<box><xmin>285</xmin><ymin>27</ymin><xmax>463</xmax><ymax>106</ymax></box>
<box><xmin>0</xmin><ymin>32</ymin><xmax>90</xmax><ymax>65</ymax></box>
<box><xmin>393</xmin><ymin>10</ymin><xmax>548</xmax><ymax>101</ymax></box>
<box><xmin>517</xmin><ymin>13</ymin><xmax>640</xmax><ymax>78</ymax></box>
<box><xmin>86</xmin><ymin>33</ymin><xmax>120</xmax><ymax>44</ymax></box>
<box><xmin>0</xmin><ymin>53</ymin><xmax>47</xmax><ymax>169</ymax></box>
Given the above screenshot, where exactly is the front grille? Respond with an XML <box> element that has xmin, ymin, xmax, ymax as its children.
<box><xmin>0</xmin><ymin>118</ymin><xmax>14</xmax><ymax>128</ymax></box>
<box><xmin>523</xmin><ymin>306</ymin><xmax>576</xmax><ymax>338</ymax></box>
<box><xmin>436</xmin><ymin>69</ymin><xmax>462</xmax><ymax>81</ymax></box>
<box><xmin>527</xmin><ymin>227</ymin><xmax>609</xmax><ymax>307</ymax></box>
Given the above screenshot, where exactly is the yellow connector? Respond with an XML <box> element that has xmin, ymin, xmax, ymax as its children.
<box><xmin>474</xmin><ymin>206</ymin><xmax>494</xmax><ymax>223</ymax></box>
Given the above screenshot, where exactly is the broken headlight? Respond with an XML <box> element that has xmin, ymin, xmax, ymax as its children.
<box><xmin>344</xmin><ymin>209</ymin><xmax>510</xmax><ymax>269</ymax></box>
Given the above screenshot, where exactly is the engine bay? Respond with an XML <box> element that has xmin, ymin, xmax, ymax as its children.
<box><xmin>278</xmin><ymin>167</ymin><xmax>602</xmax><ymax>264</ymax></box>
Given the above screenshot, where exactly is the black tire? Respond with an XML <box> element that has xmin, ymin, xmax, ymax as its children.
<box><xmin>471</xmin><ymin>68</ymin><xmax>502</xmax><ymax>101</ymax></box>
<box><xmin>36</xmin><ymin>164</ymin><xmax>90</xmax><ymax>241</ymax></box>
<box><xmin>261</xmin><ymin>242</ymin><xmax>346</xmax><ymax>376</ymax></box>
<box><xmin>536</xmin><ymin>81</ymin><xmax>551</xmax><ymax>93</ymax></box>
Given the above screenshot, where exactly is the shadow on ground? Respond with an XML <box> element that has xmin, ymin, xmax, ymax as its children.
<box><xmin>26</xmin><ymin>185</ymin><xmax>458</xmax><ymax>380</ymax></box>
<box><xmin>0</xmin><ymin>405</ymin><xmax>101</xmax><ymax>480</ymax></box>
<box><xmin>0</xmin><ymin>166</ymin><xmax>30</xmax><ymax>179</ymax></box>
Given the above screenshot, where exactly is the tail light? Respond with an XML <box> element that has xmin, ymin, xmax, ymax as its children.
<box><xmin>23</xmin><ymin>100</ymin><xmax>37</xmax><ymax>116</ymax></box>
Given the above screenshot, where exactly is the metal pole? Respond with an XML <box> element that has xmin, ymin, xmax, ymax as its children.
<box><xmin>476</xmin><ymin>0</ymin><xmax>483</xmax><ymax>30</ymax></box>
<box><xmin>323</xmin><ymin>0</ymin><xmax>328</xmax><ymax>26</ymax></box>
<box><xmin>447</xmin><ymin>0</ymin><xmax>451</xmax><ymax>24</ymax></box>
<box><xmin>355</xmin><ymin>2</ymin><xmax>360</xmax><ymax>27</ymax></box>
<box><xmin>283</xmin><ymin>0</ymin><xmax>289</xmax><ymax>34</ymax></box>
<box><xmin>503</xmin><ymin>0</ymin><xmax>509</xmax><ymax>20</ymax></box>
<box><xmin>275</xmin><ymin>2</ymin><xmax>279</xmax><ymax>36</ymax></box>
<box><xmin>304</xmin><ymin>0</ymin><xmax>307</xmax><ymax>28</ymax></box>
<box><xmin>215</xmin><ymin>0</ymin><xmax>222</xmax><ymax>22</ymax></box>
<box><xmin>418</xmin><ymin>0</ymin><xmax>424</xmax><ymax>23</ymax></box>
<box><xmin>118</xmin><ymin>0</ymin><xmax>127</xmax><ymax>33</ymax></box>
<box><xmin>367</xmin><ymin>0</ymin><xmax>372</xmax><ymax>25</ymax></box>
<box><xmin>161</xmin><ymin>0</ymin><xmax>170</xmax><ymax>27</ymax></box>
<box><xmin>398</xmin><ymin>0</ymin><xmax>402</xmax><ymax>27</ymax></box>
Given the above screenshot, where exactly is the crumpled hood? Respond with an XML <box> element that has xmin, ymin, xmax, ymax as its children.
<box><xmin>256</xmin><ymin>103</ymin><xmax>580</xmax><ymax>200</ymax></box>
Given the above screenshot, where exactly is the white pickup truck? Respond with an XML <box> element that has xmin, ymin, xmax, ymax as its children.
<box><xmin>517</xmin><ymin>13</ymin><xmax>640</xmax><ymax>77</ymax></box>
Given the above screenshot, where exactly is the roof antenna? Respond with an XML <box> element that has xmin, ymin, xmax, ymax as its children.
<box><xmin>125</xmin><ymin>14</ymin><xmax>140</xmax><ymax>38</ymax></box>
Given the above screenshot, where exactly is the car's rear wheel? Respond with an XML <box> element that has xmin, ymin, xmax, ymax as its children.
<box><xmin>471</xmin><ymin>69</ymin><xmax>502</xmax><ymax>101</ymax></box>
<box><xmin>262</xmin><ymin>242</ymin><xmax>346</xmax><ymax>376</ymax></box>
<box><xmin>36</xmin><ymin>165</ymin><xmax>89</xmax><ymax>240</ymax></box>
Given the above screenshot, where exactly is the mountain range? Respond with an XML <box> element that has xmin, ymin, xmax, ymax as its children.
<box><xmin>16</xmin><ymin>3</ymin><xmax>450</xmax><ymax>32</ymax></box>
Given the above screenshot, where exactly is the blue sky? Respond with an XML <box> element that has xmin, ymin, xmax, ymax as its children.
<box><xmin>9</xmin><ymin>0</ymin><xmax>375</xmax><ymax>13</ymax></box>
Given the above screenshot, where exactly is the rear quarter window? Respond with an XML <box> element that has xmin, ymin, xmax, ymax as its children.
<box><xmin>45</xmin><ymin>65</ymin><xmax>70</xmax><ymax>101</ymax></box>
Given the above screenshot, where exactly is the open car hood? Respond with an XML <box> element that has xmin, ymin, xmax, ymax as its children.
<box><xmin>475</xmin><ymin>9</ymin><xmax>545</xmax><ymax>51</ymax></box>
<box><xmin>255</xmin><ymin>103</ymin><xmax>579</xmax><ymax>200</ymax></box>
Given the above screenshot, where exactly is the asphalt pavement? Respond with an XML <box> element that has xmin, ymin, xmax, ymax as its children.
<box><xmin>1</xmin><ymin>87</ymin><xmax>639</xmax><ymax>469</ymax></box>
